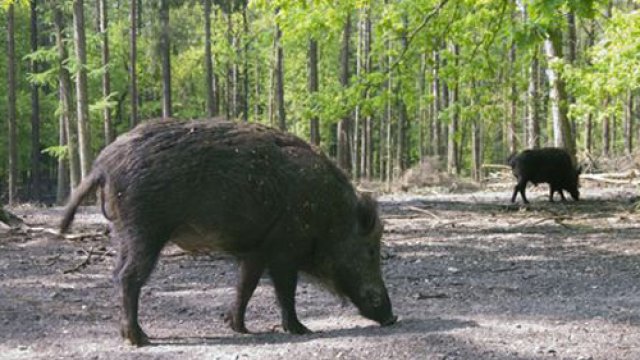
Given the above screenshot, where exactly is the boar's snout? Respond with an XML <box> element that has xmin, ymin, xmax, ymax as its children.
<box><xmin>358</xmin><ymin>287</ymin><xmax>396</xmax><ymax>327</ymax></box>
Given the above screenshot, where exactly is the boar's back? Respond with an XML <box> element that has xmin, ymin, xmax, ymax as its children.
<box><xmin>96</xmin><ymin>119</ymin><xmax>355</xmax><ymax>255</ymax></box>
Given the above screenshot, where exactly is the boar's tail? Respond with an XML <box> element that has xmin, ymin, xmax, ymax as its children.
<box><xmin>60</xmin><ymin>170</ymin><xmax>104</xmax><ymax>233</ymax></box>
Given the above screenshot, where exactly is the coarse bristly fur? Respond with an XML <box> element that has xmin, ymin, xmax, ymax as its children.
<box><xmin>509</xmin><ymin>147</ymin><xmax>581</xmax><ymax>204</ymax></box>
<box><xmin>60</xmin><ymin>118</ymin><xmax>396</xmax><ymax>346</ymax></box>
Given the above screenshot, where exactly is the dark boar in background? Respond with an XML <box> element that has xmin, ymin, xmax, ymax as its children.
<box><xmin>508</xmin><ymin>147</ymin><xmax>581</xmax><ymax>204</ymax></box>
<box><xmin>60</xmin><ymin>118</ymin><xmax>396</xmax><ymax>346</ymax></box>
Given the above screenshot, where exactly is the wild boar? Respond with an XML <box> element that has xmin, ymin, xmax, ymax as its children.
<box><xmin>508</xmin><ymin>147</ymin><xmax>581</xmax><ymax>204</ymax></box>
<box><xmin>60</xmin><ymin>118</ymin><xmax>396</xmax><ymax>346</ymax></box>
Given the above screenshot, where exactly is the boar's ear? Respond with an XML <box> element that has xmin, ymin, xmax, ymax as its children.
<box><xmin>357</xmin><ymin>193</ymin><xmax>379</xmax><ymax>235</ymax></box>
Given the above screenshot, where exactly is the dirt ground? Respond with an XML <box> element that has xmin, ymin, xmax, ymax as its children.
<box><xmin>1</xmin><ymin>182</ymin><xmax>640</xmax><ymax>360</ymax></box>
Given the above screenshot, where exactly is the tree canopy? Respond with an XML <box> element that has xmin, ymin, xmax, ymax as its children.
<box><xmin>1</xmin><ymin>0</ymin><xmax>639</xmax><ymax>203</ymax></box>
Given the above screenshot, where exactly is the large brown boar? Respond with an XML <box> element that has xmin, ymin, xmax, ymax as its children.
<box><xmin>60</xmin><ymin>118</ymin><xmax>396</xmax><ymax>346</ymax></box>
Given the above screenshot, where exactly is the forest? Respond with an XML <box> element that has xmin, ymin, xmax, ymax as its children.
<box><xmin>4</xmin><ymin>1</ymin><xmax>640</xmax><ymax>358</ymax></box>
<box><xmin>1</xmin><ymin>0</ymin><xmax>639</xmax><ymax>204</ymax></box>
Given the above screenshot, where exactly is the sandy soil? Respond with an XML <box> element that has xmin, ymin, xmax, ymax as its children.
<box><xmin>1</xmin><ymin>183</ymin><xmax>640</xmax><ymax>359</ymax></box>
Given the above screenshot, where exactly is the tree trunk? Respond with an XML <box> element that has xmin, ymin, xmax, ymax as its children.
<box><xmin>472</xmin><ymin>118</ymin><xmax>482</xmax><ymax>181</ymax></box>
<box><xmin>612</xmin><ymin>112</ymin><xmax>617</xmax><ymax>156</ymax></box>
<box><xmin>566</xmin><ymin>10</ymin><xmax>577</xmax><ymax>141</ymax></box>
<box><xmin>73</xmin><ymin>0</ymin><xmax>93</xmax><ymax>179</ymax></box>
<box><xmin>625</xmin><ymin>91</ymin><xmax>634</xmax><ymax>155</ymax></box>
<box><xmin>30</xmin><ymin>0</ymin><xmax>41</xmax><ymax>201</ymax></box>
<box><xmin>130</xmin><ymin>0</ymin><xmax>138</xmax><ymax>127</ymax></box>
<box><xmin>385</xmin><ymin>31</ymin><xmax>393</xmax><ymax>186</ymax></box>
<box><xmin>354</xmin><ymin>11</ymin><xmax>362</xmax><ymax>179</ymax></box>
<box><xmin>418</xmin><ymin>53</ymin><xmax>427</xmax><ymax>161</ymax></box>
<box><xmin>396</xmin><ymin>15</ymin><xmax>409</xmax><ymax>175</ymax></box>
<box><xmin>274</xmin><ymin>9</ymin><xmax>286</xmax><ymax>130</ymax></box>
<box><xmin>584</xmin><ymin>19</ymin><xmax>596</xmax><ymax>153</ymax></box>
<box><xmin>337</xmin><ymin>14</ymin><xmax>352</xmax><ymax>175</ymax></box>
<box><xmin>441</xmin><ymin>61</ymin><xmax>450</xmax><ymax>162</ymax></box>
<box><xmin>56</xmin><ymin>112</ymin><xmax>70</xmax><ymax>204</ymax></box>
<box><xmin>160</xmin><ymin>0</ymin><xmax>172</xmax><ymax>118</ymax></box>
<box><xmin>431</xmin><ymin>48</ymin><xmax>441</xmax><ymax>156</ymax></box>
<box><xmin>507</xmin><ymin>42</ymin><xmax>517</xmax><ymax>154</ymax></box>
<box><xmin>471</xmin><ymin>81</ymin><xmax>482</xmax><ymax>182</ymax></box>
<box><xmin>54</xmin><ymin>5</ymin><xmax>80</xmax><ymax>191</ymax></box>
<box><xmin>242</xmin><ymin>7</ymin><xmax>249</xmax><ymax>122</ymax></box>
<box><xmin>362</xmin><ymin>8</ymin><xmax>372</xmax><ymax>179</ymax></box>
<box><xmin>585</xmin><ymin>113</ymin><xmax>593</xmax><ymax>153</ymax></box>
<box><xmin>386</xmin><ymin>91</ymin><xmax>393</xmax><ymax>186</ymax></box>
<box><xmin>519</xmin><ymin>3</ymin><xmax>540</xmax><ymax>150</ymax></box>
<box><xmin>543</xmin><ymin>29</ymin><xmax>575</xmax><ymax>162</ymax></box>
<box><xmin>225</xmin><ymin>10</ymin><xmax>234</xmax><ymax>119</ymax></box>
<box><xmin>447</xmin><ymin>43</ymin><xmax>460</xmax><ymax>175</ymax></box>
<box><xmin>307</xmin><ymin>38</ymin><xmax>320</xmax><ymax>145</ymax></box>
<box><xmin>603</xmin><ymin>97</ymin><xmax>611</xmax><ymax>157</ymax></box>
<box><xmin>98</xmin><ymin>0</ymin><xmax>113</xmax><ymax>144</ymax></box>
<box><xmin>204</xmin><ymin>0</ymin><xmax>215</xmax><ymax>117</ymax></box>
<box><xmin>254</xmin><ymin>57</ymin><xmax>261</xmax><ymax>121</ymax></box>
<box><xmin>7</xmin><ymin>3</ymin><xmax>18</xmax><ymax>205</ymax></box>
<box><xmin>267</xmin><ymin>32</ymin><xmax>275</xmax><ymax>127</ymax></box>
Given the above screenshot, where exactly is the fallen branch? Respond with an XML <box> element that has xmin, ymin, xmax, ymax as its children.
<box><xmin>481</xmin><ymin>164</ymin><xmax>512</xmax><ymax>171</ymax></box>
<box><xmin>581</xmin><ymin>174</ymin><xmax>640</xmax><ymax>185</ymax></box>
<box><xmin>44</xmin><ymin>254</ymin><xmax>62</xmax><ymax>266</ymax></box>
<box><xmin>0</xmin><ymin>207</ymin><xmax>23</xmax><ymax>227</ymax></box>
<box><xmin>515</xmin><ymin>215</ymin><xmax>572</xmax><ymax>228</ymax></box>
<box><xmin>491</xmin><ymin>266</ymin><xmax>519</xmax><ymax>273</ymax></box>
<box><xmin>27</xmin><ymin>226</ymin><xmax>105</xmax><ymax>241</ymax></box>
<box><xmin>405</xmin><ymin>206</ymin><xmax>442</xmax><ymax>221</ymax></box>
<box><xmin>596</xmin><ymin>170</ymin><xmax>638</xmax><ymax>179</ymax></box>
<box><xmin>415</xmin><ymin>292</ymin><xmax>449</xmax><ymax>300</ymax></box>
<box><xmin>0</xmin><ymin>221</ymin><xmax>11</xmax><ymax>233</ymax></box>
<box><xmin>63</xmin><ymin>246</ymin><xmax>95</xmax><ymax>274</ymax></box>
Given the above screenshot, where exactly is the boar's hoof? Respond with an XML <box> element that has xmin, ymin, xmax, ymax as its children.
<box><xmin>121</xmin><ymin>325</ymin><xmax>150</xmax><ymax>346</ymax></box>
<box><xmin>224</xmin><ymin>311</ymin><xmax>250</xmax><ymax>334</ymax></box>
<box><xmin>380</xmin><ymin>315</ymin><xmax>398</xmax><ymax>327</ymax></box>
<box><xmin>283</xmin><ymin>320</ymin><xmax>312</xmax><ymax>335</ymax></box>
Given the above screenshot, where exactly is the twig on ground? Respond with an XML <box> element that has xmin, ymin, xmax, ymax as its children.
<box><xmin>415</xmin><ymin>292</ymin><xmax>449</xmax><ymax>300</ymax></box>
<box><xmin>405</xmin><ymin>206</ymin><xmax>442</xmax><ymax>221</ymax></box>
<box><xmin>515</xmin><ymin>215</ymin><xmax>572</xmax><ymax>228</ymax></box>
<box><xmin>63</xmin><ymin>246</ymin><xmax>95</xmax><ymax>274</ymax></box>
<box><xmin>582</xmin><ymin>170</ymin><xmax>640</xmax><ymax>185</ymax></box>
<box><xmin>45</xmin><ymin>254</ymin><xmax>62</xmax><ymax>266</ymax></box>
<box><xmin>27</xmin><ymin>226</ymin><xmax>105</xmax><ymax>241</ymax></box>
<box><xmin>491</xmin><ymin>266</ymin><xmax>519</xmax><ymax>273</ymax></box>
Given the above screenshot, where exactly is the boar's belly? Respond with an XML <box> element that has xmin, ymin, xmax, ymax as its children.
<box><xmin>170</xmin><ymin>223</ymin><xmax>232</xmax><ymax>253</ymax></box>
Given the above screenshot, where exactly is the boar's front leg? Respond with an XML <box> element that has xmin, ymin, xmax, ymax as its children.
<box><xmin>511</xmin><ymin>184</ymin><xmax>520</xmax><ymax>203</ymax></box>
<box><xmin>269</xmin><ymin>261</ymin><xmax>311</xmax><ymax>335</ymax></box>
<box><xmin>512</xmin><ymin>179</ymin><xmax>529</xmax><ymax>204</ymax></box>
<box><xmin>225</xmin><ymin>254</ymin><xmax>265</xmax><ymax>333</ymax></box>
<box><xmin>558</xmin><ymin>189</ymin><xmax>567</xmax><ymax>201</ymax></box>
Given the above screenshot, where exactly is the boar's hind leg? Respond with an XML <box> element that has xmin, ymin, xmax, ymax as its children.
<box><xmin>269</xmin><ymin>262</ymin><xmax>311</xmax><ymax>335</ymax></box>
<box><xmin>114</xmin><ymin>231</ymin><xmax>167</xmax><ymax>346</ymax></box>
<box><xmin>225</xmin><ymin>255</ymin><xmax>266</xmax><ymax>333</ymax></box>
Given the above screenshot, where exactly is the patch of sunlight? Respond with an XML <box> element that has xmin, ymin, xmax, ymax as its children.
<box><xmin>0</xmin><ymin>273</ymin><xmax>109</xmax><ymax>289</ymax></box>
<box><xmin>503</xmin><ymin>255</ymin><xmax>555</xmax><ymax>262</ymax></box>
